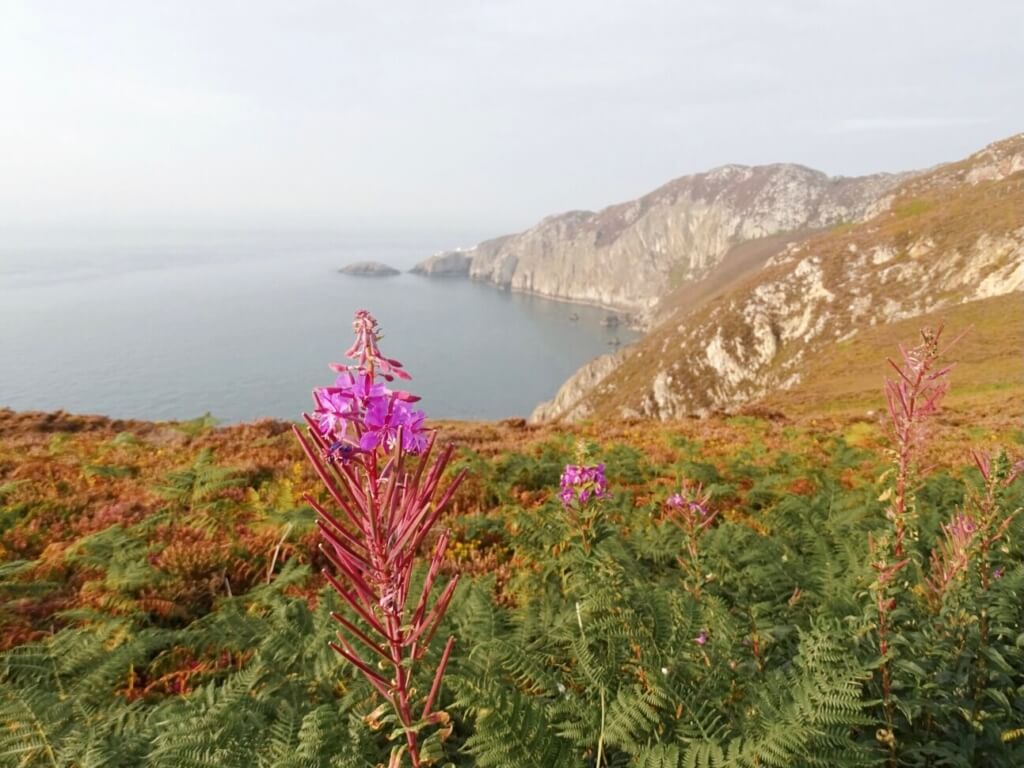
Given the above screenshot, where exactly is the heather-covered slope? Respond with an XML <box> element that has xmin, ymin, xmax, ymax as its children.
<box><xmin>413</xmin><ymin>164</ymin><xmax>903</xmax><ymax>313</ymax></box>
<box><xmin>533</xmin><ymin>134</ymin><xmax>1024</xmax><ymax>422</ymax></box>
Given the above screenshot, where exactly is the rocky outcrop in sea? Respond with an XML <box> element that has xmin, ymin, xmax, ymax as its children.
<box><xmin>339</xmin><ymin>261</ymin><xmax>401</xmax><ymax>277</ymax></box>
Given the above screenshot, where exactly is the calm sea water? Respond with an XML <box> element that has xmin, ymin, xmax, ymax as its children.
<box><xmin>0</xmin><ymin>234</ymin><xmax>635</xmax><ymax>422</ymax></box>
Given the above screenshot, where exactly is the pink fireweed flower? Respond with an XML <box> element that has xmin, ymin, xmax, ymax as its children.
<box><xmin>345</xmin><ymin>309</ymin><xmax>411</xmax><ymax>381</ymax></box>
<box><xmin>295</xmin><ymin>310</ymin><xmax>462</xmax><ymax>768</ymax></box>
<box><xmin>883</xmin><ymin>324</ymin><xmax>960</xmax><ymax>557</ymax></box>
<box><xmin>312</xmin><ymin>331</ymin><xmax>428</xmax><ymax>457</ymax></box>
<box><xmin>694</xmin><ymin>629</ymin><xmax>708</xmax><ymax>646</ymax></box>
<box><xmin>559</xmin><ymin>463</ymin><xmax>610</xmax><ymax>507</ymax></box>
<box><xmin>925</xmin><ymin>512</ymin><xmax>979</xmax><ymax>604</ymax></box>
<box><xmin>664</xmin><ymin>482</ymin><xmax>715</xmax><ymax>532</ymax></box>
<box><xmin>665</xmin><ymin>482</ymin><xmax>718</xmax><ymax>599</ymax></box>
<box><xmin>360</xmin><ymin>395</ymin><xmax>428</xmax><ymax>453</ymax></box>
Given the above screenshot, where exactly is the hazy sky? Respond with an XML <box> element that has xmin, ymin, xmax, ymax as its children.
<box><xmin>2</xmin><ymin>1</ymin><xmax>1022</xmax><ymax>235</ymax></box>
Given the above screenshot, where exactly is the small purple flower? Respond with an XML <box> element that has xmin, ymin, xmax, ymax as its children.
<box><xmin>312</xmin><ymin>348</ymin><xmax>428</xmax><ymax>455</ymax></box>
<box><xmin>694</xmin><ymin>629</ymin><xmax>708</xmax><ymax>646</ymax></box>
<box><xmin>944</xmin><ymin>514</ymin><xmax>978</xmax><ymax>548</ymax></box>
<box><xmin>664</xmin><ymin>483</ymin><xmax>715</xmax><ymax>530</ymax></box>
<box><xmin>314</xmin><ymin>387</ymin><xmax>357</xmax><ymax>437</ymax></box>
<box><xmin>993</xmin><ymin>567</ymin><xmax>1004</xmax><ymax>581</ymax></box>
<box><xmin>326</xmin><ymin>440</ymin><xmax>356</xmax><ymax>463</ymax></box>
<box><xmin>360</xmin><ymin>396</ymin><xmax>428</xmax><ymax>453</ymax></box>
<box><xmin>559</xmin><ymin>463</ymin><xmax>609</xmax><ymax>508</ymax></box>
<box><xmin>397</xmin><ymin>406</ymin><xmax>429</xmax><ymax>453</ymax></box>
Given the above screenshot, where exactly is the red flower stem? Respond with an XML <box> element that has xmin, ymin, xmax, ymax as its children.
<box><xmin>422</xmin><ymin>636</ymin><xmax>456</xmax><ymax>720</ymax></box>
<box><xmin>315</xmin><ymin>521</ymin><xmax>371</xmax><ymax>570</ymax></box>
<box><xmin>329</xmin><ymin>611</ymin><xmax>391</xmax><ymax>662</ymax></box>
<box><xmin>293</xmin><ymin>427</ymin><xmax>358</xmax><ymax>514</ymax></box>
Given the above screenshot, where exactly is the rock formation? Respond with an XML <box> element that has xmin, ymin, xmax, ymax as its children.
<box><xmin>339</xmin><ymin>261</ymin><xmax>401</xmax><ymax>277</ymax></box>
<box><xmin>413</xmin><ymin>165</ymin><xmax>907</xmax><ymax>313</ymax></box>
<box><xmin>530</xmin><ymin>134</ymin><xmax>1024</xmax><ymax>422</ymax></box>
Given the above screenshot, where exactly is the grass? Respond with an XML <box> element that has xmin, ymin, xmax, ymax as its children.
<box><xmin>893</xmin><ymin>198</ymin><xmax>936</xmax><ymax>218</ymax></box>
<box><xmin>761</xmin><ymin>292</ymin><xmax>1024</xmax><ymax>416</ymax></box>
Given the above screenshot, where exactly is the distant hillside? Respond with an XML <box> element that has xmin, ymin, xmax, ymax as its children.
<box><xmin>532</xmin><ymin>134</ymin><xmax>1024</xmax><ymax>422</ymax></box>
<box><xmin>761</xmin><ymin>292</ymin><xmax>1023</xmax><ymax>416</ymax></box>
<box><xmin>413</xmin><ymin>164</ymin><xmax>904</xmax><ymax>313</ymax></box>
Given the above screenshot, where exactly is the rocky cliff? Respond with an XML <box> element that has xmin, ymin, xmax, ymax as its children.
<box><xmin>413</xmin><ymin>165</ymin><xmax>906</xmax><ymax>313</ymax></box>
<box><xmin>531</xmin><ymin>134</ymin><xmax>1024</xmax><ymax>422</ymax></box>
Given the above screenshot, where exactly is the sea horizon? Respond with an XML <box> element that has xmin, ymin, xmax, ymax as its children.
<box><xmin>0</xmin><ymin>231</ymin><xmax>636</xmax><ymax>423</ymax></box>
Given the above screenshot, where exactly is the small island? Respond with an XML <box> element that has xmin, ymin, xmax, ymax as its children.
<box><xmin>338</xmin><ymin>261</ymin><xmax>401</xmax><ymax>277</ymax></box>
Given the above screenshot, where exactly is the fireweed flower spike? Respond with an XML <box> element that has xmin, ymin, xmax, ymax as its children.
<box><xmin>883</xmin><ymin>323</ymin><xmax>960</xmax><ymax>556</ymax></box>
<box><xmin>293</xmin><ymin>310</ymin><xmax>465</xmax><ymax>768</ymax></box>
<box><xmin>872</xmin><ymin>324</ymin><xmax>960</xmax><ymax>759</ymax></box>
<box><xmin>663</xmin><ymin>481</ymin><xmax>717</xmax><ymax>598</ymax></box>
<box><xmin>924</xmin><ymin>449</ymin><xmax>1023</xmax><ymax>608</ymax></box>
<box><xmin>559</xmin><ymin>463</ymin><xmax>610</xmax><ymax>508</ymax></box>
<box><xmin>559</xmin><ymin>457</ymin><xmax>610</xmax><ymax>553</ymax></box>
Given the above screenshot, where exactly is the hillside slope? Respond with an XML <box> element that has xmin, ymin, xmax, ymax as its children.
<box><xmin>413</xmin><ymin>164</ymin><xmax>904</xmax><ymax>313</ymax></box>
<box><xmin>532</xmin><ymin>134</ymin><xmax>1024</xmax><ymax>422</ymax></box>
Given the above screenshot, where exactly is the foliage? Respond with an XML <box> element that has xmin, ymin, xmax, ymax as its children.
<box><xmin>0</xmin><ymin>393</ymin><xmax>1022</xmax><ymax>766</ymax></box>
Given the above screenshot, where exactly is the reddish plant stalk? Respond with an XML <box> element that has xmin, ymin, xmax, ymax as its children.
<box><xmin>870</xmin><ymin>533</ymin><xmax>908</xmax><ymax>758</ymax></box>
<box><xmin>295</xmin><ymin>311</ymin><xmax>465</xmax><ymax>767</ymax></box>
<box><xmin>883</xmin><ymin>324</ymin><xmax>956</xmax><ymax>556</ymax></box>
<box><xmin>873</xmin><ymin>325</ymin><xmax>956</xmax><ymax>763</ymax></box>
<box><xmin>663</xmin><ymin>482</ymin><xmax>716</xmax><ymax>599</ymax></box>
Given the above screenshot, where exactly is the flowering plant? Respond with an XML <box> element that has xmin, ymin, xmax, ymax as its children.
<box><xmin>882</xmin><ymin>324</ymin><xmax>958</xmax><ymax>556</ymax></box>
<box><xmin>663</xmin><ymin>481</ymin><xmax>717</xmax><ymax>598</ymax></box>
<box><xmin>293</xmin><ymin>310</ymin><xmax>464</xmax><ymax>768</ymax></box>
<box><xmin>873</xmin><ymin>324</ymin><xmax>958</xmax><ymax>757</ymax></box>
<box><xmin>558</xmin><ymin>445</ymin><xmax>611</xmax><ymax>554</ymax></box>
<box><xmin>559</xmin><ymin>463</ymin><xmax>610</xmax><ymax>508</ymax></box>
<box><xmin>925</xmin><ymin>450</ymin><xmax>1023</xmax><ymax>606</ymax></box>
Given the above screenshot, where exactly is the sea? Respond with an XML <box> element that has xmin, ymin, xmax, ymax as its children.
<box><xmin>0</xmin><ymin>231</ymin><xmax>636</xmax><ymax>423</ymax></box>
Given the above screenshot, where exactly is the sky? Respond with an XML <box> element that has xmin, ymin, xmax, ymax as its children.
<box><xmin>1</xmin><ymin>0</ymin><xmax>1022</xmax><ymax>237</ymax></box>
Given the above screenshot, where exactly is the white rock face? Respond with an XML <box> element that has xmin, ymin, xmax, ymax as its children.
<box><xmin>409</xmin><ymin>250</ymin><xmax>474</xmax><ymax>276</ymax></box>
<box><xmin>533</xmin><ymin>133</ymin><xmax>1024</xmax><ymax>422</ymax></box>
<box><xmin>962</xmin><ymin>230</ymin><xmax>1024</xmax><ymax>300</ymax></box>
<box><xmin>413</xmin><ymin>164</ymin><xmax>905</xmax><ymax>312</ymax></box>
<box><xmin>529</xmin><ymin>351</ymin><xmax>627</xmax><ymax>423</ymax></box>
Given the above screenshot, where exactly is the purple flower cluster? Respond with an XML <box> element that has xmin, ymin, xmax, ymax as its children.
<box><xmin>311</xmin><ymin>312</ymin><xmax>428</xmax><ymax>457</ymax></box>
<box><xmin>314</xmin><ymin>371</ymin><xmax>427</xmax><ymax>455</ymax></box>
<box><xmin>666</xmin><ymin>492</ymin><xmax>708</xmax><ymax>518</ymax></box>
<box><xmin>944</xmin><ymin>514</ymin><xmax>978</xmax><ymax>545</ymax></box>
<box><xmin>664</xmin><ymin>482</ymin><xmax>715</xmax><ymax>533</ymax></box>
<box><xmin>559</xmin><ymin>463</ymin><xmax>610</xmax><ymax>507</ymax></box>
<box><xmin>925</xmin><ymin>512</ymin><xmax>980</xmax><ymax>601</ymax></box>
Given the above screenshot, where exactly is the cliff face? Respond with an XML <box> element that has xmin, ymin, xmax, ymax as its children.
<box><xmin>413</xmin><ymin>165</ymin><xmax>906</xmax><ymax>312</ymax></box>
<box><xmin>531</xmin><ymin>134</ymin><xmax>1024</xmax><ymax>422</ymax></box>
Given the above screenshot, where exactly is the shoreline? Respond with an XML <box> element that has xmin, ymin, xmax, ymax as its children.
<box><xmin>407</xmin><ymin>270</ymin><xmax>651</xmax><ymax>331</ymax></box>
